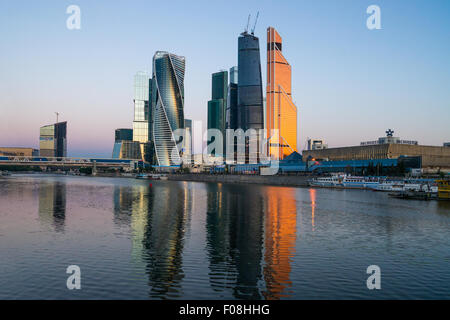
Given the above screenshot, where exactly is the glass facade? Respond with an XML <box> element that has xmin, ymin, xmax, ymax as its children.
<box><xmin>112</xmin><ymin>141</ymin><xmax>142</xmax><ymax>160</ymax></box>
<box><xmin>115</xmin><ymin>129</ymin><xmax>133</xmax><ymax>142</ymax></box>
<box><xmin>237</xmin><ymin>32</ymin><xmax>264</xmax><ymax>163</ymax></box>
<box><xmin>266</xmin><ymin>27</ymin><xmax>298</xmax><ymax>160</ymax></box>
<box><xmin>229</xmin><ymin>66</ymin><xmax>238</xmax><ymax>85</ymax></box>
<box><xmin>237</xmin><ymin>32</ymin><xmax>264</xmax><ymax>131</ymax></box>
<box><xmin>152</xmin><ymin>51</ymin><xmax>185</xmax><ymax>166</ymax></box>
<box><xmin>132</xmin><ymin>72</ymin><xmax>152</xmax><ymax>162</ymax></box>
<box><xmin>39</xmin><ymin>122</ymin><xmax>67</xmax><ymax>158</ymax></box>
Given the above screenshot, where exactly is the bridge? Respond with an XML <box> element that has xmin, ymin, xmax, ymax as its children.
<box><xmin>0</xmin><ymin>156</ymin><xmax>142</xmax><ymax>171</ymax></box>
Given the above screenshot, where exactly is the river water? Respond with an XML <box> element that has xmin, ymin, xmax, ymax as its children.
<box><xmin>0</xmin><ymin>174</ymin><xmax>449</xmax><ymax>299</ymax></box>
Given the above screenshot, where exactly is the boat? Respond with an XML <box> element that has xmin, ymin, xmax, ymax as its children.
<box><xmin>374</xmin><ymin>181</ymin><xmax>404</xmax><ymax>192</ymax></box>
<box><xmin>436</xmin><ymin>180</ymin><xmax>450</xmax><ymax>200</ymax></box>
<box><xmin>309</xmin><ymin>174</ymin><xmax>381</xmax><ymax>190</ymax></box>
<box><xmin>389</xmin><ymin>190</ymin><xmax>437</xmax><ymax>201</ymax></box>
<box><xmin>308</xmin><ymin>174</ymin><xmax>344</xmax><ymax>188</ymax></box>
<box><xmin>135</xmin><ymin>173</ymin><xmax>168</xmax><ymax>180</ymax></box>
<box><xmin>135</xmin><ymin>173</ymin><xmax>149</xmax><ymax>179</ymax></box>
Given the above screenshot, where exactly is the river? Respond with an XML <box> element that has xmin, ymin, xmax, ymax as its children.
<box><xmin>0</xmin><ymin>174</ymin><xmax>449</xmax><ymax>299</ymax></box>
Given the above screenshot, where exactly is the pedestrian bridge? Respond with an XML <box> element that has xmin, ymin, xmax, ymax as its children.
<box><xmin>0</xmin><ymin>156</ymin><xmax>141</xmax><ymax>169</ymax></box>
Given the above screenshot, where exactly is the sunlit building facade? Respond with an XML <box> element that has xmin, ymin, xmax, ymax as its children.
<box><xmin>151</xmin><ymin>51</ymin><xmax>185</xmax><ymax>166</ymax></box>
<box><xmin>39</xmin><ymin>121</ymin><xmax>67</xmax><ymax>158</ymax></box>
<box><xmin>266</xmin><ymin>27</ymin><xmax>298</xmax><ymax>160</ymax></box>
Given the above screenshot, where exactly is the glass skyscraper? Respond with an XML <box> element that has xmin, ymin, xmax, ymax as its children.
<box><xmin>132</xmin><ymin>72</ymin><xmax>152</xmax><ymax>162</ymax></box>
<box><xmin>39</xmin><ymin>121</ymin><xmax>67</xmax><ymax>158</ymax></box>
<box><xmin>266</xmin><ymin>27</ymin><xmax>298</xmax><ymax>159</ymax></box>
<box><xmin>226</xmin><ymin>66</ymin><xmax>238</xmax><ymax>131</ymax></box>
<box><xmin>208</xmin><ymin>70</ymin><xmax>228</xmax><ymax>156</ymax></box>
<box><xmin>237</xmin><ymin>31</ymin><xmax>264</xmax><ymax>163</ymax></box>
<box><xmin>237</xmin><ymin>32</ymin><xmax>263</xmax><ymax>131</ymax></box>
<box><xmin>151</xmin><ymin>51</ymin><xmax>185</xmax><ymax>166</ymax></box>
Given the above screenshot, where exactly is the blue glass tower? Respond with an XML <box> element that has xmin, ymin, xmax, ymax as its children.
<box><xmin>151</xmin><ymin>51</ymin><xmax>185</xmax><ymax>166</ymax></box>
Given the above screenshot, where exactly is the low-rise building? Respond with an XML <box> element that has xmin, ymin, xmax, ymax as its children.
<box><xmin>0</xmin><ymin>147</ymin><xmax>39</xmax><ymax>157</ymax></box>
<box><xmin>303</xmin><ymin>131</ymin><xmax>450</xmax><ymax>171</ymax></box>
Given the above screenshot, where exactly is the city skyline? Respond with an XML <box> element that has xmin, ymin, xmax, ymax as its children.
<box><xmin>0</xmin><ymin>0</ymin><xmax>449</xmax><ymax>157</ymax></box>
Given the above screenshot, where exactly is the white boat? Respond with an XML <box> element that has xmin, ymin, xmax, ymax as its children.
<box><xmin>309</xmin><ymin>174</ymin><xmax>382</xmax><ymax>190</ymax></box>
<box><xmin>375</xmin><ymin>181</ymin><xmax>404</xmax><ymax>192</ymax></box>
<box><xmin>308</xmin><ymin>175</ymin><xmax>344</xmax><ymax>188</ymax></box>
<box><xmin>135</xmin><ymin>173</ymin><xmax>167</xmax><ymax>180</ymax></box>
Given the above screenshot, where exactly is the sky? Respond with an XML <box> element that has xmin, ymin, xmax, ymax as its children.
<box><xmin>0</xmin><ymin>0</ymin><xmax>449</xmax><ymax>157</ymax></box>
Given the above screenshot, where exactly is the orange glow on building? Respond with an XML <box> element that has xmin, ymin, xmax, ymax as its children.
<box><xmin>263</xmin><ymin>187</ymin><xmax>297</xmax><ymax>299</ymax></box>
<box><xmin>266</xmin><ymin>27</ymin><xmax>298</xmax><ymax>160</ymax></box>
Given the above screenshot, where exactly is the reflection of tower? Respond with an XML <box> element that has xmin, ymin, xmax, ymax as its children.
<box><xmin>309</xmin><ymin>188</ymin><xmax>316</xmax><ymax>231</ymax></box>
<box><xmin>205</xmin><ymin>184</ymin><xmax>264</xmax><ymax>299</ymax></box>
<box><xmin>38</xmin><ymin>182</ymin><xmax>66</xmax><ymax>232</ymax></box>
<box><xmin>113</xmin><ymin>185</ymin><xmax>135</xmax><ymax>228</ymax></box>
<box><xmin>140</xmin><ymin>183</ymin><xmax>192</xmax><ymax>298</ymax></box>
<box><xmin>262</xmin><ymin>187</ymin><xmax>297</xmax><ymax>299</ymax></box>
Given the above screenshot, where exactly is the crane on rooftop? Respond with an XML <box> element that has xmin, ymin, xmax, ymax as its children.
<box><xmin>251</xmin><ymin>11</ymin><xmax>259</xmax><ymax>35</ymax></box>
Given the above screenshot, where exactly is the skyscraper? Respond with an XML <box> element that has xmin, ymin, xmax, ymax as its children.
<box><xmin>151</xmin><ymin>51</ymin><xmax>185</xmax><ymax>166</ymax></box>
<box><xmin>132</xmin><ymin>71</ymin><xmax>152</xmax><ymax>162</ymax></box>
<box><xmin>39</xmin><ymin>121</ymin><xmax>67</xmax><ymax>157</ymax></box>
<box><xmin>237</xmin><ymin>31</ymin><xmax>264</xmax><ymax>162</ymax></box>
<box><xmin>208</xmin><ymin>70</ymin><xmax>228</xmax><ymax>156</ymax></box>
<box><xmin>112</xmin><ymin>128</ymin><xmax>141</xmax><ymax>160</ymax></box>
<box><xmin>266</xmin><ymin>27</ymin><xmax>298</xmax><ymax>160</ymax></box>
<box><xmin>226</xmin><ymin>66</ymin><xmax>238</xmax><ymax>130</ymax></box>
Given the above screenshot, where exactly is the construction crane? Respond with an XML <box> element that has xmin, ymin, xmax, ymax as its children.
<box><xmin>245</xmin><ymin>14</ymin><xmax>251</xmax><ymax>33</ymax></box>
<box><xmin>251</xmin><ymin>11</ymin><xmax>259</xmax><ymax>35</ymax></box>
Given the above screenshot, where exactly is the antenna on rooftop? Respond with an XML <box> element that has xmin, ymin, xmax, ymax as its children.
<box><xmin>251</xmin><ymin>11</ymin><xmax>259</xmax><ymax>35</ymax></box>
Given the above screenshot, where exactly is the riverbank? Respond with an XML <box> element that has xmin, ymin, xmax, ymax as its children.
<box><xmin>167</xmin><ymin>173</ymin><xmax>310</xmax><ymax>187</ymax></box>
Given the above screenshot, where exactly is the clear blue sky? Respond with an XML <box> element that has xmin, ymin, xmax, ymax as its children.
<box><xmin>0</xmin><ymin>0</ymin><xmax>449</xmax><ymax>157</ymax></box>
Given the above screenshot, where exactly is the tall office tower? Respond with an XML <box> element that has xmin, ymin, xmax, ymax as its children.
<box><xmin>226</xmin><ymin>66</ymin><xmax>238</xmax><ymax>130</ymax></box>
<box><xmin>39</xmin><ymin>121</ymin><xmax>67</xmax><ymax>157</ymax></box>
<box><xmin>266</xmin><ymin>27</ymin><xmax>298</xmax><ymax>160</ymax></box>
<box><xmin>132</xmin><ymin>71</ymin><xmax>152</xmax><ymax>162</ymax></box>
<box><xmin>237</xmin><ymin>31</ymin><xmax>264</xmax><ymax>163</ymax></box>
<box><xmin>151</xmin><ymin>51</ymin><xmax>185</xmax><ymax>166</ymax></box>
<box><xmin>207</xmin><ymin>70</ymin><xmax>228</xmax><ymax>156</ymax></box>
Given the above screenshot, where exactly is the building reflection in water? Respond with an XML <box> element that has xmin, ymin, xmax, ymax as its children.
<box><xmin>309</xmin><ymin>188</ymin><xmax>316</xmax><ymax>231</ymax></box>
<box><xmin>206</xmin><ymin>184</ymin><xmax>300</xmax><ymax>299</ymax></box>
<box><xmin>262</xmin><ymin>187</ymin><xmax>297</xmax><ymax>299</ymax></box>
<box><xmin>206</xmin><ymin>183</ymin><xmax>265</xmax><ymax>299</ymax></box>
<box><xmin>38</xmin><ymin>181</ymin><xmax>66</xmax><ymax>233</ymax></box>
<box><xmin>113</xmin><ymin>182</ymin><xmax>192</xmax><ymax>299</ymax></box>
